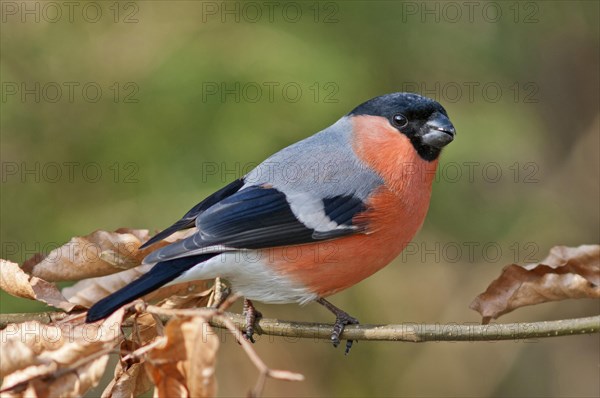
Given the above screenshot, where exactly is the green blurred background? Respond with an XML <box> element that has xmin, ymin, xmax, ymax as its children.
<box><xmin>1</xmin><ymin>1</ymin><xmax>599</xmax><ymax>397</ymax></box>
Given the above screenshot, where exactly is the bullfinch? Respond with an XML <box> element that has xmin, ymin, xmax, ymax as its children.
<box><xmin>86</xmin><ymin>92</ymin><xmax>456</xmax><ymax>353</ymax></box>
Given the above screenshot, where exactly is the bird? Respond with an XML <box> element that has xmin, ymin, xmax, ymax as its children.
<box><xmin>86</xmin><ymin>92</ymin><xmax>456</xmax><ymax>353</ymax></box>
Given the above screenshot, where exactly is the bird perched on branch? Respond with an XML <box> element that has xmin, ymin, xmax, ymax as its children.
<box><xmin>86</xmin><ymin>92</ymin><xmax>456</xmax><ymax>354</ymax></box>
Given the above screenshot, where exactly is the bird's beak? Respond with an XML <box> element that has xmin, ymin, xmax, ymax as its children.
<box><xmin>421</xmin><ymin>112</ymin><xmax>456</xmax><ymax>149</ymax></box>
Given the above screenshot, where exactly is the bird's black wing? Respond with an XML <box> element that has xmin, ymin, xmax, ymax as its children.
<box><xmin>143</xmin><ymin>185</ymin><xmax>368</xmax><ymax>264</ymax></box>
<box><xmin>139</xmin><ymin>178</ymin><xmax>245</xmax><ymax>249</ymax></box>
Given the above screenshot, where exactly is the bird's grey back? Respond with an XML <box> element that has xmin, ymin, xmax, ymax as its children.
<box><xmin>242</xmin><ymin>116</ymin><xmax>384</xmax><ymax>201</ymax></box>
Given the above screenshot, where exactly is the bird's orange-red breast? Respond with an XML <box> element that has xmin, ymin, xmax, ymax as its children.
<box><xmin>268</xmin><ymin>114</ymin><xmax>441</xmax><ymax>297</ymax></box>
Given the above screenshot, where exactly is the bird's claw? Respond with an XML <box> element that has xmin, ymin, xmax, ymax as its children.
<box><xmin>242</xmin><ymin>298</ymin><xmax>262</xmax><ymax>343</ymax></box>
<box><xmin>330</xmin><ymin>312</ymin><xmax>359</xmax><ymax>354</ymax></box>
<box><xmin>316</xmin><ymin>298</ymin><xmax>360</xmax><ymax>354</ymax></box>
<box><xmin>244</xmin><ymin>329</ymin><xmax>256</xmax><ymax>343</ymax></box>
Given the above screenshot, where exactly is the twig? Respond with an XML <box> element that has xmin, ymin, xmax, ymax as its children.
<box><xmin>1</xmin><ymin>310</ymin><xmax>596</xmax><ymax>397</ymax></box>
<box><xmin>143</xmin><ymin>300</ymin><xmax>304</xmax><ymax>397</ymax></box>
<box><xmin>210</xmin><ymin>313</ymin><xmax>600</xmax><ymax>342</ymax></box>
<box><xmin>0</xmin><ymin>312</ymin><xmax>598</xmax><ymax>342</ymax></box>
<box><xmin>0</xmin><ymin>343</ymin><xmax>118</xmax><ymax>394</ymax></box>
<box><xmin>213</xmin><ymin>313</ymin><xmax>304</xmax><ymax>397</ymax></box>
<box><xmin>0</xmin><ymin>311</ymin><xmax>70</xmax><ymax>326</ymax></box>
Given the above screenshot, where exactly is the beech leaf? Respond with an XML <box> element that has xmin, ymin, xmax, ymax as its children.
<box><xmin>62</xmin><ymin>265</ymin><xmax>211</xmax><ymax>309</ymax></box>
<box><xmin>101</xmin><ymin>313</ymin><xmax>160</xmax><ymax>398</ymax></box>
<box><xmin>470</xmin><ymin>244</ymin><xmax>600</xmax><ymax>323</ymax></box>
<box><xmin>0</xmin><ymin>260</ymin><xmax>78</xmax><ymax>312</ymax></box>
<box><xmin>61</xmin><ymin>264</ymin><xmax>153</xmax><ymax>308</ymax></box>
<box><xmin>144</xmin><ymin>316</ymin><xmax>219</xmax><ymax>398</ymax></box>
<box><xmin>0</xmin><ymin>309</ymin><xmax>124</xmax><ymax>397</ymax></box>
<box><xmin>21</xmin><ymin>229</ymin><xmax>152</xmax><ymax>282</ymax></box>
<box><xmin>21</xmin><ymin>228</ymin><xmax>196</xmax><ymax>282</ymax></box>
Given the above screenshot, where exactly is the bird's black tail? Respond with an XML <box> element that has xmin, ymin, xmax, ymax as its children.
<box><xmin>85</xmin><ymin>253</ymin><xmax>218</xmax><ymax>323</ymax></box>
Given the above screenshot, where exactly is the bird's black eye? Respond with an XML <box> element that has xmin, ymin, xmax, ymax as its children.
<box><xmin>392</xmin><ymin>113</ymin><xmax>408</xmax><ymax>128</ymax></box>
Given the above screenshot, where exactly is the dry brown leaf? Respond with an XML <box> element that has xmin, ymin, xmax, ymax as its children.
<box><xmin>0</xmin><ymin>338</ymin><xmax>38</xmax><ymax>378</ymax></box>
<box><xmin>23</xmin><ymin>228</ymin><xmax>196</xmax><ymax>282</ymax></box>
<box><xmin>101</xmin><ymin>313</ymin><xmax>159</xmax><ymax>398</ymax></box>
<box><xmin>62</xmin><ymin>264</ymin><xmax>153</xmax><ymax>308</ymax></box>
<box><xmin>21</xmin><ymin>229</ymin><xmax>153</xmax><ymax>282</ymax></box>
<box><xmin>102</xmin><ymin>361</ymin><xmax>153</xmax><ymax>398</ymax></box>
<box><xmin>145</xmin><ymin>279</ymin><xmax>212</xmax><ymax>305</ymax></box>
<box><xmin>145</xmin><ymin>317</ymin><xmax>219</xmax><ymax>398</ymax></box>
<box><xmin>155</xmin><ymin>284</ymin><xmax>213</xmax><ymax>310</ymax></box>
<box><xmin>132</xmin><ymin>312</ymin><xmax>163</xmax><ymax>343</ymax></box>
<box><xmin>62</xmin><ymin>265</ymin><xmax>211</xmax><ymax>309</ymax></box>
<box><xmin>0</xmin><ymin>320</ymin><xmax>70</xmax><ymax>377</ymax></box>
<box><xmin>0</xmin><ymin>309</ymin><xmax>125</xmax><ymax>397</ymax></box>
<box><xmin>1</xmin><ymin>228</ymin><xmax>221</xmax><ymax>397</ymax></box>
<box><xmin>470</xmin><ymin>244</ymin><xmax>600</xmax><ymax>323</ymax></box>
<box><xmin>2</xmin><ymin>355</ymin><xmax>110</xmax><ymax>398</ymax></box>
<box><xmin>0</xmin><ymin>259</ymin><xmax>77</xmax><ymax>311</ymax></box>
<box><xmin>0</xmin><ymin>228</ymin><xmax>199</xmax><ymax>310</ymax></box>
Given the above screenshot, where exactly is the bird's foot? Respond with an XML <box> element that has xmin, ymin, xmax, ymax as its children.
<box><xmin>208</xmin><ymin>277</ymin><xmax>231</xmax><ymax>308</ymax></box>
<box><xmin>317</xmin><ymin>298</ymin><xmax>359</xmax><ymax>354</ymax></box>
<box><xmin>242</xmin><ymin>298</ymin><xmax>262</xmax><ymax>343</ymax></box>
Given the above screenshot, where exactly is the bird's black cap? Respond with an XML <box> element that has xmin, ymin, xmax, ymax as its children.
<box><xmin>349</xmin><ymin>92</ymin><xmax>448</xmax><ymax>119</ymax></box>
<box><xmin>349</xmin><ymin>92</ymin><xmax>455</xmax><ymax>161</ymax></box>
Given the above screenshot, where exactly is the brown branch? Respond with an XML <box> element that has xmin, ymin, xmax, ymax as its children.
<box><xmin>210</xmin><ymin>312</ymin><xmax>304</xmax><ymax>397</ymax></box>
<box><xmin>212</xmin><ymin>313</ymin><xmax>600</xmax><ymax>342</ymax></box>
<box><xmin>144</xmin><ymin>299</ymin><xmax>304</xmax><ymax>398</ymax></box>
<box><xmin>0</xmin><ymin>311</ymin><xmax>598</xmax><ymax>342</ymax></box>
